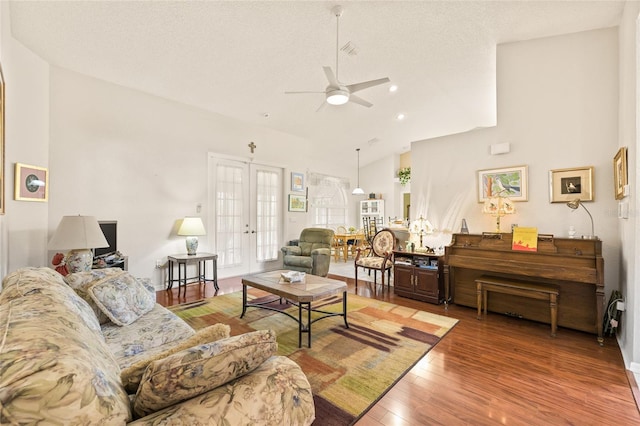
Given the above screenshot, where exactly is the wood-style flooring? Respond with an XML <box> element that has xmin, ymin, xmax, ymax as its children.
<box><xmin>156</xmin><ymin>274</ymin><xmax>640</xmax><ymax>425</ymax></box>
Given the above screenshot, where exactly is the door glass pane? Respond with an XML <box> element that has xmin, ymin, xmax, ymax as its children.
<box><xmin>216</xmin><ymin>164</ymin><xmax>244</xmax><ymax>267</ymax></box>
<box><xmin>255</xmin><ymin>169</ymin><xmax>279</xmax><ymax>261</ymax></box>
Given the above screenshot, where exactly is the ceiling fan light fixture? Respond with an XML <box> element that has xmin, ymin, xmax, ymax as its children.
<box><xmin>326</xmin><ymin>89</ymin><xmax>349</xmax><ymax>105</ymax></box>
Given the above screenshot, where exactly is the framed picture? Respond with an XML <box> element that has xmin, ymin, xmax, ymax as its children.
<box><xmin>549</xmin><ymin>166</ymin><xmax>594</xmax><ymax>203</ymax></box>
<box><xmin>613</xmin><ymin>147</ymin><xmax>628</xmax><ymax>200</ymax></box>
<box><xmin>0</xmin><ymin>65</ymin><xmax>5</xmax><ymax>214</ymax></box>
<box><xmin>288</xmin><ymin>194</ymin><xmax>306</xmax><ymax>212</ymax></box>
<box><xmin>291</xmin><ymin>172</ymin><xmax>304</xmax><ymax>192</ymax></box>
<box><xmin>477</xmin><ymin>165</ymin><xmax>528</xmax><ymax>202</ymax></box>
<box><xmin>14</xmin><ymin>163</ymin><xmax>48</xmax><ymax>202</ymax></box>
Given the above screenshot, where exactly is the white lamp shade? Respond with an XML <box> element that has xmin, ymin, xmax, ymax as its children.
<box><xmin>178</xmin><ymin>217</ymin><xmax>206</xmax><ymax>236</ymax></box>
<box><xmin>48</xmin><ymin>216</ymin><xmax>108</xmax><ymax>250</ymax></box>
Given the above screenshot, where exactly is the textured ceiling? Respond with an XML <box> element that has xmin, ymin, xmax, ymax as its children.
<box><xmin>9</xmin><ymin>1</ymin><xmax>624</xmax><ymax>168</ymax></box>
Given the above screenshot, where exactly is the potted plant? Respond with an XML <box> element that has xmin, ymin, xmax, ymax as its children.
<box><xmin>398</xmin><ymin>167</ymin><xmax>411</xmax><ymax>186</ymax></box>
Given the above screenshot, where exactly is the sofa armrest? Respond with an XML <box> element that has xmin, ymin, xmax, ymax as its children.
<box><xmin>128</xmin><ymin>356</ymin><xmax>315</xmax><ymax>426</ymax></box>
<box><xmin>281</xmin><ymin>245</ymin><xmax>302</xmax><ymax>256</ymax></box>
<box><xmin>311</xmin><ymin>248</ymin><xmax>331</xmax><ymax>277</ymax></box>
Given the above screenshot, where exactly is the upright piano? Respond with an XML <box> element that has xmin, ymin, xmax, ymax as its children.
<box><xmin>444</xmin><ymin>232</ymin><xmax>605</xmax><ymax>344</ymax></box>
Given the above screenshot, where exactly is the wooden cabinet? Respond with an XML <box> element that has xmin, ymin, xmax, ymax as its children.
<box><xmin>393</xmin><ymin>251</ymin><xmax>444</xmax><ymax>304</ymax></box>
<box><xmin>360</xmin><ymin>200</ymin><xmax>384</xmax><ymax>228</ymax></box>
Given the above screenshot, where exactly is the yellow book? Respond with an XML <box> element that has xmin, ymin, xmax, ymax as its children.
<box><xmin>512</xmin><ymin>227</ymin><xmax>538</xmax><ymax>252</ymax></box>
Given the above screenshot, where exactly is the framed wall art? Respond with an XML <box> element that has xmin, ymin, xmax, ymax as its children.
<box><xmin>288</xmin><ymin>194</ymin><xmax>306</xmax><ymax>212</ymax></box>
<box><xmin>14</xmin><ymin>163</ymin><xmax>48</xmax><ymax>202</ymax></box>
<box><xmin>0</xmin><ymin>65</ymin><xmax>5</xmax><ymax>214</ymax></box>
<box><xmin>549</xmin><ymin>166</ymin><xmax>594</xmax><ymax>203</ymax></box>
<box><xmin>613</xmin><ymin>147</ymin><xmax>628</xmax><ymax>200</ymax></box>
<box><xmin>291</xmin><ymin>172</ymin><xmax>304</xmax><ymax>192</ymax></box>
<box><xmin>477</xmin><ymin>165</ymin><xmax>528</xmax><ymax>202</ymax></box>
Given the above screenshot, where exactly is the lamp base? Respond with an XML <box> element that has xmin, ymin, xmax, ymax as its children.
<box><xmin>185</xmin><ymin>236</ymin><xmax>199</xmax><ymax>255</ymax></box>
<box><xmin>66</xmin><ymin>249</ymin><xmax>93</xmax><ymax>273</ymax></box>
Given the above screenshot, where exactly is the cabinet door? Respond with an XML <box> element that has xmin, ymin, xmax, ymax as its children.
<box><xmin>414</xmin><ymin>268</ymin><xmax>439</xmax><ymax>298</ymax></box>
<box><xmin>394</xmin><ymin>265</ymin><xmax>414</xmax><ymax>291</ymax></box>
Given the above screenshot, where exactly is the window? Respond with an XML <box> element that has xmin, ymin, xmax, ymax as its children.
<box><xmin>308</xmin><ymin>173</ymin><xmax>349</xmax><ymax>228</ymax></box>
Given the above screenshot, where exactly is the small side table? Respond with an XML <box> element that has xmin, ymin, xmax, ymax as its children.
<box><xmin>167</xmin><ymin>252</ymin><xmax>219</xmax><ymax>297</ymax></box>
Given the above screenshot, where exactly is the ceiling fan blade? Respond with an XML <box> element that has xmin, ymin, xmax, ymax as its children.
<box><xmin>349</xmin><ymin>94</ymin><xmax>373</xmax><ymax>108</ymax></box>
<box><xmin>285</xmin><ymin>91</ymin><xmax>325</xmax><ymax>94</ymax></box>
<box><xmin>346</xmin><ymin>77</ymin><xmax>390</xmax><ymax>94</ymax></box>
<box><xmin>315</xmin><ymin>100</ymin><xmax>327</xmax><ymax>112</ymax></box>
<box><xmin>323</xmin><ymin>66</ymin><xmax>340</xmax><ymax>87</ymax></box>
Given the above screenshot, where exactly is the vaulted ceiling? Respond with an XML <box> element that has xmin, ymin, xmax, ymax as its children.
<box><xmin>9</xmin><ymin>1</ymin><xmax>624</xmax><ymax>168</ymax></box>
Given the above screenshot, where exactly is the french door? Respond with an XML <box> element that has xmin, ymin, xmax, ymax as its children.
<box><xmin>208</xmin><ymin>155</ymin><xmax>283</xmax><ymax>277</ymax></box>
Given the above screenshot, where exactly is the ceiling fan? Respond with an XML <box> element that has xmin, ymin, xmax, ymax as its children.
<box><xmin>285</xmin><ymin>5</ymin><xmax>390</xmax><ymax>109</ymax></box>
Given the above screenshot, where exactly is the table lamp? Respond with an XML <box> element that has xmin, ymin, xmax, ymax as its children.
<box><xmin>483</xmin><ymin>195</ymin><xmax>515</xmax><ymax>232</ymax></box>
<box><xmin>566</xmin><ymin>199</ymin><xmax>596</xmax><ymax>239</ymax></box>
<box><xmin>409</xmin><ymin>215</ymin><xmax>434</xmax><ymax>252</ymax></box>
<box><xmin>48</xmin><ymin>215</ymin><xmax>109</xmax><ymax>273</ymax></box>
<box><xmin>178</xmin><ymin>217</ymin><xmax>206</xmax><ymax>255</ymax></box>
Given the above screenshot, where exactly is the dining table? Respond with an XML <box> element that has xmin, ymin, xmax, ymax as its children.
<box><xmin>333</xmin><ymin>232</ymin><xmax>366</xmax><ymax>262</ymax></box>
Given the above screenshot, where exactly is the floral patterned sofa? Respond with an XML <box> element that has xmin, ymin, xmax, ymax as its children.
<box><xmin>0</xmin><ymin>267</ymin><xmax>315</xmax><ymax>425</ymax></box>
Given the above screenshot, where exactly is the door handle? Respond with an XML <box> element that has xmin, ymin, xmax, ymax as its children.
<box><xmin>251</xmin><ymin>230</ymin><xmax>256</xmax><ymax>234</ymax></box>
<box><xmin>243</xmin><ymin>230</ymin><xmax>249</xmax><ymax>234</ymax></box>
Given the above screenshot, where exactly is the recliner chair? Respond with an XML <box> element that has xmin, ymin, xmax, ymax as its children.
<box><xmin>281</xmin><ymin>228</ymin><xmax>334</xmax><ymax>277</ymax></box>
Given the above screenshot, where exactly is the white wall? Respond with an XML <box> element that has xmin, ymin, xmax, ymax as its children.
<box><xmin>0</xmin><ymin>1</ymin><xmax>50</xmax><ymax>281</ymax></box>
<box><xmin>408</xmin><ymin>27</ymin><xmax>620</xmax><ymax>322</ymax></box>
<box><xmin>48</xmin><ymin>67</ymin><xmax>351</xmax><ymax>284</ymax></box>
<box><xmin>618</xmin><ymin>1</ymin><xmax>639</xmax><ymax>374</ymax></box>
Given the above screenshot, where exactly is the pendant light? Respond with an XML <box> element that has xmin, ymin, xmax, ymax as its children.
<box><xmin>352</xmin><ymin>148</ymin><xmax>365</xmax><ymax>195</ymax></box>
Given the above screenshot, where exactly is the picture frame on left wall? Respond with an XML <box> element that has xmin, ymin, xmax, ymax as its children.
<box><xmin>288</xmin><ymin>194</ymin><xmax>306</xmax><ymax>212</ymax></box>
<box><xmin>15</xmin><ymin>163</ymin><xmax>48</xmax><ymax>202</ymax></box>
<box><xmin>0</xmin><ymin>65</ymin><xmax>5</xmax><ymax>214</ymax></box>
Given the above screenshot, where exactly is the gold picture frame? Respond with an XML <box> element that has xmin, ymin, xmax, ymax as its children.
<box><xmin>613</xmin><ymin>147</ymin><xmax>628</xmax><ymax>200</ymax></box>
<box><xmin>0</xmin><ymin>65</ymin><xmax>5</xmax><ymax>214</ymax></box>
<box><xmin>549</xmin><ymin>166</ymin><xmax>594</xmax><ymax>203</ymax></box>
<box><xmin>14</xmin><ymin>163</ymin><xmax>48</xmax><ymax>202</ymax></box>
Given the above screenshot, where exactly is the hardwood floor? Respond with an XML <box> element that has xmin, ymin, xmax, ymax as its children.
<box><xmin>157</xmin><ymin>275</ymin><xmax>640</xmax><ymax>425</ymax></box>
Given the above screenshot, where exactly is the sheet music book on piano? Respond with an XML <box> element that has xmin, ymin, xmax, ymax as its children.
<box><xmin>512</xmin><ymin>227</ymin><xmax>538</xmax><ymax>252</ymax></box>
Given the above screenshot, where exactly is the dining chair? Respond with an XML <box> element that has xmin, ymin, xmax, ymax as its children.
<box><xmin>354</xmin><ymin>229</ymin><xmax>395</xmax><ymax>295</ymax></box>
<box><xmin>332</xmin><ymin>234</ymin><xmax>347</xmax><ymax>261</ymax></box>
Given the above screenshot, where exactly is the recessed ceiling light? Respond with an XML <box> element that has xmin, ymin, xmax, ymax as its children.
<box><xmin>396</xmin><ymin>113</ymin><xmax>405</xmax><ymax>120</ymax></box>
<box><xmin>389</xmin><ymin>85</ymin><xmax>398</xmax><ymax>93</ymax></box>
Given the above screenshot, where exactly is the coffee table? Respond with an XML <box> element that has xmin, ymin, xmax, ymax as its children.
<box><xmin>241</xmin><ymin>270</ymin><xmax>349</xmax><ymax>348</ymax></box>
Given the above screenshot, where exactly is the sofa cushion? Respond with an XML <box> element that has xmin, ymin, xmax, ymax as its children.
<box><xmin>64</xmin><ymin>268</ymin><xmax>128</xmax><ymax>324</ymax></box>
<box><xmin>120</xmin><ymin>323</ymin><xmax>230</xmax><ymax>393</ymax></box>
<box><xmin>102</xmin><ymin>304</ymin><xmax>196</xmax><ymax>369</ymax></box>
<box><xmin>88</xmin><ymin>272</ymin><xmax>156</xmax><ymax>326</ymax></box>
<box><xmin>133</xmin><ymin>329</ymin><xmax>278</xmax><ymax>418</ymax></box>
<box><xmin>0</xmin><ymin>267</ymin><xmax>104</xmax><ymax>339</ymax></box>
<box><xmin>127</xmin><ymin>356</ymin><xmax>315</xmax><ymax>426</ymax></box>
<box><xmin>0</xmin><ymin>268</ymin><xmax>131</xmax><ymax>424</ymax></box>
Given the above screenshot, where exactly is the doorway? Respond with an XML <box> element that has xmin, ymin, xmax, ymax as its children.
<box><xmin>208</xmin><ymin>155</ymin><xmax>283</xmax><ymax>277</ymax></box>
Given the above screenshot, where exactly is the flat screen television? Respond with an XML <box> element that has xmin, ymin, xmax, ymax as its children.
<box><xmin>95</xmin><ymin>221</ymin><xmax>117</xmax><ymax>257</ymax></box>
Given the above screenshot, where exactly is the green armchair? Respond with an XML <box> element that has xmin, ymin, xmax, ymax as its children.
<box><xmin>281</xmin><ymin>228</ymin><xmax>334</xmax><ymax>277</ymax></box>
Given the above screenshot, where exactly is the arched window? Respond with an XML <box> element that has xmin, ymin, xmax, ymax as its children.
<box><xmin>307</xmin><ymin>173</ymin><xmax>348</xmax><ymax>228</ymax></box>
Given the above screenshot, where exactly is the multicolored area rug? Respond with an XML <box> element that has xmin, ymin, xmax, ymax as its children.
<box><xmin>169</xmin><ymin>291</ymin><xmax>458</xmax><ymax>425</ymax></box>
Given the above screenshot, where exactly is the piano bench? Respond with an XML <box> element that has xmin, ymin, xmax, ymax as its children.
<box><xmin>475</xmin><ymin>275</ymin><xmax>559</xmax><ymax>337</ymax></box>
